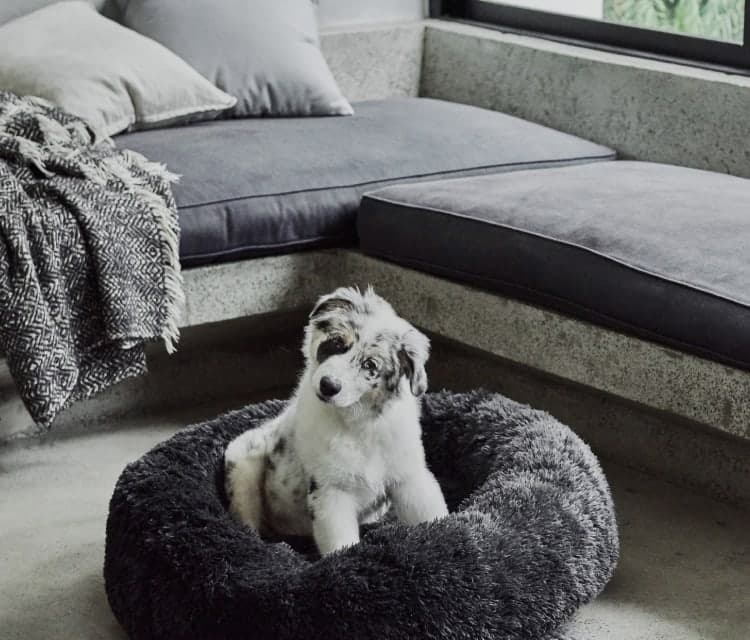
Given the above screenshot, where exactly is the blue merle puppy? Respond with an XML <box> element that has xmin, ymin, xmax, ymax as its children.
<box><xmin>224</xmin><ymin>286</ymin><xmax>448</xmax><ymax>554</ymax></box>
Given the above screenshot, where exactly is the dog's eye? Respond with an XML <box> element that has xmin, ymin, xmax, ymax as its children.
<box><xmin>362</xmin><ymin>359</ymin><xmax>379</xmax><ymax>375</ymax></box>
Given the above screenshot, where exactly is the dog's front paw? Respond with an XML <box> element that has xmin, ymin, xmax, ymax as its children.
<box><xmin>224</xmin><ymin>449</ymin><xmax>266</xmax><ymax>532</ymax></box>
<box><xmin>309</xmin><ymin>486</ymin><xmax>362</xmax><ymax>555</ymax></box>
<box><xmin>225</xmin><ymin>428</ymin><xmax>269</xmax><ymax>465</ymax></box>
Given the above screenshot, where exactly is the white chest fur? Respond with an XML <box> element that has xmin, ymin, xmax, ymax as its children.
<box><xmin>294</xmin><ymin>378</ymin><xmax>423</xmax><ymax>488</ymax></box>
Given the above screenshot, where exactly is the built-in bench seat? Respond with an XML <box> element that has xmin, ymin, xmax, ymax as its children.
<box><xmin>7</xmin><ymin>94</ymin><xmax>748</xmax><ymax>445</ymax></box>
<box><xmin>118</xmin><ymin>98</ymin><xmax>614</xmax><ymax>267</ymax></box>
<box><xmin>359</xmin><ymin>161</ymin><xmax>750</xmax><ymax>370</ymax></box>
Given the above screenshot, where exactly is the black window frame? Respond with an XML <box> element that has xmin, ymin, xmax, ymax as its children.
<box><xmin>431</xmin><ymin>0</ymin><xmax>750</xmax><ymax>75</ymax></box>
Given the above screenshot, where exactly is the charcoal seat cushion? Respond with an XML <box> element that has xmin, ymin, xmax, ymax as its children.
<box><xmin>104</xmin><ymin>390</ymin><xmax>618</xmax><ymax>640</ymax></box>
<box><xmin>116</xmin><ymin>98</ymin><xmax>615</xmax><ymax>266</ymax></box>
<box><xmin>359</xmin><ymin>161</ymin><xmax>750</xmax><ymax>370</ymax></box>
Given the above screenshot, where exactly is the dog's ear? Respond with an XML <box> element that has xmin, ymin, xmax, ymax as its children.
<box><xmin>309</xmin><ymin>288</ymin><xmax>358</xmax><ymax>321</ymax></box>
<box><xmin>398</xmin><ymin>329</ymin><xmax>430</xmax><ymax>396</ymax></box>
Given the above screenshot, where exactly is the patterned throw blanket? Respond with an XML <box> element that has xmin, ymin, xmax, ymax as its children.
<box><xmin>0</xmin><ymin>92</ymin><xmax>183</xmax><ymax>427</ymax></box>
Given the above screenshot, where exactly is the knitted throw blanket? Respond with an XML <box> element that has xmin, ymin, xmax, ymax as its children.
<box><xmin>0</xmin><ymin>92</ymin><xmax>183</xmax><ymax>427</ymax></box>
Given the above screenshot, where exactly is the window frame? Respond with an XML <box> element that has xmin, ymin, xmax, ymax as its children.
<box><xmin>431</xmin><ymin>0</ymin><xmax>750</xmax><ymax>74</ymax></box>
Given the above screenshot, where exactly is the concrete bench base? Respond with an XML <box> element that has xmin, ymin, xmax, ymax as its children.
<box><xmin>3</xmin><ymin>249</ymin><xmax>748</xmax><ymax>443</ymax></box>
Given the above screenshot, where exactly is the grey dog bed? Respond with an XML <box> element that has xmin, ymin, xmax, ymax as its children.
<box><xmin>104</xmin><ymin>390</ymin><xmax>619</xmax><ymax>640</ymax></box>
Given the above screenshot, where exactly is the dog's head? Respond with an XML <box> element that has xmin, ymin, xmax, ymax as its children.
<box><xmin>303</xmin><ymin>286</ymin><xmax>429</xmax><ymax>409</ymax></box>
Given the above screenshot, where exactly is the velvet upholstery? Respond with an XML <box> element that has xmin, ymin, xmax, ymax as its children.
<box><xmin>118</xmin><ymin>98</ymin><xmax>615</xmax><ymax>266</ymax></box>
<box><xmin>359</xmin><ymin>161</ymin><xmax>750</xmax><ymax>369</ymax></box>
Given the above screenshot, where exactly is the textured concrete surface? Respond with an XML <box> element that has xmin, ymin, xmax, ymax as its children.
<box><xmin>1</xmin><ymin>399</ymin><xmax>748</xmax><ymax>640</ymax></box>
<box><xmin>6</xmin><ymin>312</ymin><xmax>747</xmax><ymax>508</ymax></box>
<box><xmin>5</xmin><ymin>249</ymin><xmax>750</xmax><ymax>446</ymax></box>
<box><xmin>344</xmin><ymin>251</ymin><xmax>750</xmax><ymax>441</ymax></box>
<box><xmin>321</xmin><ymin>22</ymin><xmax>423</xmax><ymax>101</ymax></box>
<box><xmin>430</xmin><ymin>338</ymin><xmax>750</xmax><ymax>509</ymax></box>
<box><xmin>0</xmin><ymin>251</ymin><xmax>338</xmax><ymax>442</ymax></box>
<box><xmin>5</xmin><ymin>2</ymin><xmax>425</xmax><ymax>30</ymax></box>
<box><xmin>569</xmin><ymin>464</ymin><xmax>750</xmax><ymax>640</ymax></box>
<box><xmin>422</xmin><ymin>20</ymin><xmax>750</xmax><ymax>179</ymax></box>
<box><xmin>0</xmin><ymin>314</ymin><xmax>304</xmax><ymax>443</ymax></box>
<box><xmin>181</xmin><ymin>252</ymin><xmax>339</xmax><ymax>327</ymax></box>
<box><xmin>317</xmin><ymin>0</ymin><xmax>424</xmax><ymax>29</ymax></box>
<box><xmin>0</xmin><ymin>250</ymin><xmax>335</xmax><ymax>440</ymax></box>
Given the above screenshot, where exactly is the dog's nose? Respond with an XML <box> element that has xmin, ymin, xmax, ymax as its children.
<box><xmin>319</xmin><ymin>376</ymin><xmax>341</xmax><ymax>398</ymax></box>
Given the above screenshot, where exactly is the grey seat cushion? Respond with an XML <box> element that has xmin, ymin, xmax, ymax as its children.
<box><xmin>116</xmin><ymin>98</ymin><xmax>614</xmax><ymax>266</ymax></box>
<box><xmin>358</xmin><ymin>161</ymin><xmax>750</xmax><ymax>370</ymax></box>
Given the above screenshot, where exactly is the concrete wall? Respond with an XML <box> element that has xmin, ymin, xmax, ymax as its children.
<box><xmin>321</xmin><ymin>23</ymin><xmax>424</xmax><ymax>100</ymax></box>
<box><xmin>422</xmin><ymin>20</ymin><xmax>750</xmax><ymax>178</ymax></box>
<box><xmin>317</xmin><ymin>0</ymin><xmax>425</xmax><ymax>28</ymax></box>
<box><xmin>0</xmin><ymin>1</ymin><xmax>427</xmax><ymax>28</ymax></box>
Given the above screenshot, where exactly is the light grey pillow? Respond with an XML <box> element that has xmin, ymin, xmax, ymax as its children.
<box><xmin>0</xmin><ymin>1</ymin><xmax>236</xmax><ymax>138</ymax></box>
<box><xmin>118</xmin><ymin>0</ymin><xmax>354</xmax><ymax>117</ymax></box>
<box><xmin>0</xmin><ymin>0</ymin><xmax>118</xmax><ymax>26</ymax></box>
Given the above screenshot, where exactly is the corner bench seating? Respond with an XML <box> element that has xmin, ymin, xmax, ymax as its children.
<box><xmin>109</xmin><ymin>95</ymin><xmax>750</xmax><ymax>442</ymax></box>
<box><xmin>119</xmin><ymin>97</ymin><xmax>750</xmax><ymax>372</ymax></box>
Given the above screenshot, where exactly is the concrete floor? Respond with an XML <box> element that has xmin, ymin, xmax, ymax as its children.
<box><xmin>1</xmin><ymin>399</ymin><xmax>748</xmax><ymax>640</ymax></box>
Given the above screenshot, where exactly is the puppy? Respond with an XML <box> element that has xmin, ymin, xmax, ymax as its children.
<box><xmin>224</xmin><ymin>286</ymin><xmax>448</xmax><ymax>555</ymax></box>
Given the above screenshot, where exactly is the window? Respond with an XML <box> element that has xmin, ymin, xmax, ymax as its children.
<box><xmin>434</xmin><ymin>1</ymin><xmax>750</xmax><ymax>71</ymax></box>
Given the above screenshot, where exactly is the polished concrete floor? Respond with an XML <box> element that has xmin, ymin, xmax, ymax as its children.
<box><xmin>1</xmin><ymin>398</ymin><xmax>748</xmax><ymax>640</ymax></box>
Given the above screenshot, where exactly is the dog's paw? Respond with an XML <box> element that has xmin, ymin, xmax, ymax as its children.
<box><xmin>225</xmin><ymin>428</ymin><xmax>270</xmax><ymax>464</ymax></box>
<box><xmin>224</xmin><ymin>452</ymin><xmax>266</xmax><ymax>531</ymax></box>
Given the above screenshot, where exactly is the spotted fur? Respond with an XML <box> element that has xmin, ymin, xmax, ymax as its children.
<box><xmin>224</xmin><ymin>286</ymin><xmax>447</xmax><ymax>555</ymax></box>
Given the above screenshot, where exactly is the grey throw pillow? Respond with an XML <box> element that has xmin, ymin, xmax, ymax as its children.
<box><xmin>0</xmin><ymin>1</ymin><xmax>236</xmax><ymax>138</ymax></box>
<box><xmin>117</xmin><ymin>0</ymin><xmax>353</xmax><ymax>117</ymax></box>
<box><xmin>0</xmin><ymin>0</ymin><xmax>101</xmax><ymax>26</ymax></box>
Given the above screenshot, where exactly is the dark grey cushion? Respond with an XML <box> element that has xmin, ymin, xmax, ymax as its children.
<box><xmin>117</xmin><ymin>98</ymin><xmax>614</xmax><ymax>266</ymax></box>
<box><xmin>116</xmin><ymin>0</ymin><xmax>352</xmax><ymax>117</ymax></box>
<box><xmin>359</xmin><ymin>161</ymin><xmax>750</xmax><ymax>369</ymax></box>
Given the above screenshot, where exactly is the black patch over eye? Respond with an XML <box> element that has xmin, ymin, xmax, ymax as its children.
<box><xmin>317</xmin><ymin>336</ymin><xmax>350</xmax><ymax>363</ymax></box>
<box><xmin>314</xmin><ymin>319</ymin><xmax>331</xmax><ymax>332</ymax></box>
<box><xmin>362</xmin><ymin>359</ymin><xmax>379</xmax><ymax>375</ymax></box>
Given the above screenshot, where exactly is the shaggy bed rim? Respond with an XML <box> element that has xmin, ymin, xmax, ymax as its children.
<box><xmin>104</xmin><ymin>389</ymin><xmax>619</xmax><ymax>640</ymax></box>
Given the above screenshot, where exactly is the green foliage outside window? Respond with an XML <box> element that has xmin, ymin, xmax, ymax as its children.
<box><xmin>603</xmin><ymin>0</ymin><xmax>744</xmax><ymax>43</ymax></box>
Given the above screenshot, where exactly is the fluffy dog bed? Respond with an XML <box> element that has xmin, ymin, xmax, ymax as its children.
<box><xmin>104</xmin><ymin>390</ymin><xmax>619</xmax><ymax>640</ymax></box>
